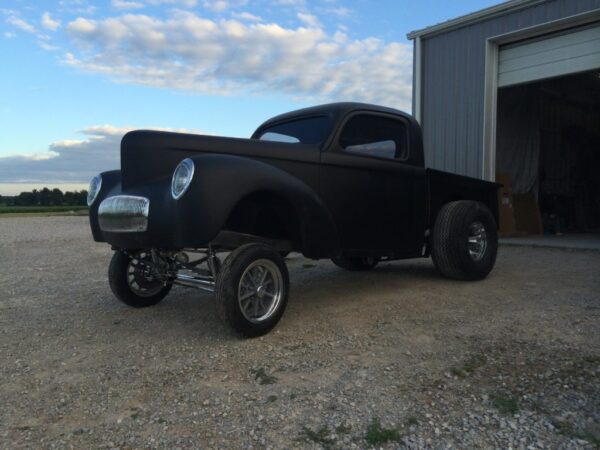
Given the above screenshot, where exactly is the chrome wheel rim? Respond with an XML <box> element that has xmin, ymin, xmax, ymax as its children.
<box><xmin>126</xmin><ymin>252</ymin><xmax>164</xmax><ymax>297</ymax></box>
<box><xmin>238</xmin><ymin>259</ymin><xmax>283</xmax><ymax>324</ymax></box>
<box><xmin>468</xmin><ymin>221</ymin><xmax>488</xmax><ymax>261</ymax></box>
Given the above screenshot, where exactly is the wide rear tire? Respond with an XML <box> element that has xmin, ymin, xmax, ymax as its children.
<box><xmin>431</xmin><ymin>201</ymin><xmax>498</xmax><ymax>281</ymax></box>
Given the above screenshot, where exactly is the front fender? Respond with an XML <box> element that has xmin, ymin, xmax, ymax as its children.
<box><xmin>89</xmin><ymin>169</ymin><xmax>122</xmax><ymax>242</ymax></box>
<box><xmin>181</xmin><ymin>154</ymin><xmax>339</xmax><ymax>258</ymax></box>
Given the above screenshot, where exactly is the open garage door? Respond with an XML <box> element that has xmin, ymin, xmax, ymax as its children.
<box><xmin>494</xmin><ymin>20</ymin><xmax>600</xmax><ymax>245</ymax></box>
<box><xmin>499</xmin><ymin>24</ymin><xmax>600</xmax><ymax>88</ymax></box>
<box><xmin>495</xmin><ymin>69</ymin><xmax>600</xmax><ymax>241</ymax></box>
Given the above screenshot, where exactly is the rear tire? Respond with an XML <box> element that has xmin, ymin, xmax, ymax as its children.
<box><xmin>108</xmin><ymin>251</ymin><xmax>172</xmax><ymax>307</ymax></box>
<box><xmin>430</xmin><ymin>201</ymin><xmax>498</xmax><ymax>281</ymax></box>
<box><xmin>331</xmin><ymin>256</ymin><xmax>379</xmax><ymax>271</ymax></box>
<box><xmin>215</xmin><ymin>243</ymin><xmax>289</xmax><ymax>337</ymax></box>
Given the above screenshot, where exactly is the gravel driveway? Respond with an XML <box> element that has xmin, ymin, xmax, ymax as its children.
<box><xmin>1</xmin><ymin>216</ymin><xmax>599</xmax><ymax>449</ymax></box>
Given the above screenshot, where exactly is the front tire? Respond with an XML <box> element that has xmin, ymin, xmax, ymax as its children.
<box><xmin>430</xmin><ymin>201</ymin><xmax>498</xmax><ymax>281</ymax></box>
<box><xmin>215</xmin><ymin>243</ymin><xmax>289</xmax><ymax>337</ymax></box>
<box><xmin>108</xmin><ymin>251</ymin><xmax>172</xmax><ymax>307</ymax></box>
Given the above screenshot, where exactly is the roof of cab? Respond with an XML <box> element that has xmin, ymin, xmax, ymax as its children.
<box><xmin>253</xmin><ymin>102</ymin><xmax>414</xmax><ymax>136</ymax></box>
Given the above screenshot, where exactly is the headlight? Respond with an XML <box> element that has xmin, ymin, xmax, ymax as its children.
<box><xmin>87</xmin><ymin>174</ymin><xmax>102</xmax><ymax>206</ymax></box>
<box><xmin>171</xmin><ymin>158</ymin><xmax>195</xmax><ymax>200</ymax></box>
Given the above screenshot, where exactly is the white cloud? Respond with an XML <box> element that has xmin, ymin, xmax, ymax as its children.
<box><xmin>328</xmin><ymin>7</ymin><xmax>351</xmax><ymax>18</ymax></box>
<box><xmin>58</xmin><ymin>0</ymin><xmax>97</xmax><ymax>16</ymax></box>
<box><xmin>38</xmin><ymin>40</ymin><xmax>60</xmax><ymax>51</ymax></box>
<box><xmin>4</xmin><ymin>31</ymin><xmax>16</xmax><ymax>39</ymax></box>
<box><xmin>7</xmin><ymin>16</ymin><xmax>36</xmax><ymax>33</ymax></box>
<box><xmin>112</xmin><ymin>0</ymin><xmax>145</xmax><ymax>10</ymax></box>
<box><xmin>231</xmin><ymin>11</ymin><xmax>261</xmax><ymax>22</ymax></box>
<box><xmin>0</xmin><ymin>126</ymin><xmax>125</xmax><ymax>183</ymax></box>
<box><xmin>0</xmin><ymin>125</ymin><xmax>204</xmax><ymax>183</ymax></box>
<box><xmin>297</xmin><ymin>12</ymin><xmax>320</xmax><ymax>28</ymax></box>
<box><xmin>148</xmin><ymin>0</ymin><xmax>198</xmax><ymax>6</ymax></box>
<box><xmin>67</xmin><ymin>17</ymin><xmax>96</xmax><ymax>34</ymax></box>
<box><xmin>273</xmin><ymin>0</ymin><xmax>304</xmax><ymax>6</ymax></box>
<box><xmin>203</xmin><ymin>0</ymin><xmax>228</xmax><ymax>12</ymax></box>
<box><xmin>41</xmin><ymin>12</ymin><xmax>61</xmax><ymax>31</ymax></box>
<box><xmin>113</xmin><ymin>0</ymin><xmax>197</xmax><ymax>8</ymax></box>
<box><xmin>63</xmin><ymin>11</ymin><xmax>413</xmax><ymax>109</ymax></box>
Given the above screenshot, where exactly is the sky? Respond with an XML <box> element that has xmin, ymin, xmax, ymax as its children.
<box><xmin>0</xmin><ymin>0</ymin><xmax>501</xmax><ymax>195</ymax></box>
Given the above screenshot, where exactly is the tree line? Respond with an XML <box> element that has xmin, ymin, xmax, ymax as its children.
<box><xmin>0</xmin><ymin>188</ymin><xmax>89</xmax><ymax>207</ymax></box>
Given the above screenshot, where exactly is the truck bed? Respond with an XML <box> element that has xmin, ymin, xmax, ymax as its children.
<box><xmin>427</xmin><ymin>168</ymin><xmax>500</xmax><ymax>229</ymax></box>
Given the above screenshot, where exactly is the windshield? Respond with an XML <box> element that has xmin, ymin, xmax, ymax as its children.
<box><xmin>256</xmin><ymin>116</ymin><xmax>331</xmax><ymax>145</ymax></box>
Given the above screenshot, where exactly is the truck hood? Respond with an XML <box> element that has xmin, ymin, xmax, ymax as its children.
<box><xmin>119</xmin><ymin>130</ymin><xmax>319</xmax><ymax>189</ymax></box>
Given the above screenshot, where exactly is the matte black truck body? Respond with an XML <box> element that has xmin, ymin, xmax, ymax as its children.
<box><xmin>89</xmin><ymin>102</ymin><xmax>500</xmax><ymax>336</ymax></box>
<box><xmin>89</xmin><ymin>103</ymin><xmax>498</xmax><ymax>258</ymax></box>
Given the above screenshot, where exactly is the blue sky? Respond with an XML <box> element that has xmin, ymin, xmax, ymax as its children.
<box><xmin>0</xmin><ymin>0</ymin><xmax>500</xmax><ymax>195</ymax></box>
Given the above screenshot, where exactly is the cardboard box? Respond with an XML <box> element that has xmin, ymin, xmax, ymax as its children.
<box><xmin>513</xmin><ymin>193</ymin><xmax>543</xmax><ymax>235</ymax></box>
<box><xmin>496</xmin><ymin>172</ymin><xmax>516</xmax><ymax>235</ymax></box>
<box><xmin>495</xmin><ymin>172</ymin><xmax>513</xmax><ymax>192</ymax></box>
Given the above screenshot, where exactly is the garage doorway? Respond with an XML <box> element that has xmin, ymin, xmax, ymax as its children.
<box><xmin>495</xmin><ymin>69</ymin><xmax>600</xmax><ymax>240</ymax></box>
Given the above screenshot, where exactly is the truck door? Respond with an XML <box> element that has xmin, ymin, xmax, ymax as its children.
<box><xmin>319</xmin><ymin>112</ymin><xmax>424</xmax><ymax>256</ymax></box>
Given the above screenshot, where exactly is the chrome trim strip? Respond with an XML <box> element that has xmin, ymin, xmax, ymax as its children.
<box><xmin>98</xmin><ymin>195</ymin><xmax>150</xmax><ymax>233</ymax></box>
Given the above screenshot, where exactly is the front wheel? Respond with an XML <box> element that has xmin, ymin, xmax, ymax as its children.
<box><xmin>430</xmin><ymin>200</ymin><xmax>498</xmax><ymax>281</ymax></box>
<box><xmin>108</xmin><ymin>250</ymin><xmax>172</xmax><ymax>307</ymax></box>
<box><xmin>215</xmin><ymin>243</ymin><xmax>289</xmax><ymax>337</ymax></box>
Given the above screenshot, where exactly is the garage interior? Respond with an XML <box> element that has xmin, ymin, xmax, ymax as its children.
<box><xmin>495</xmin><ymin>27</ymin><xmax>600</xmax><ymax>245</ymax></box>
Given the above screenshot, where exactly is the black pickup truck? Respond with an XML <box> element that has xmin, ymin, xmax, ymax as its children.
<box><xmin>89</xmin><ymin>102</ymin><xmax>499</xmax><ymax>337</ymax></box>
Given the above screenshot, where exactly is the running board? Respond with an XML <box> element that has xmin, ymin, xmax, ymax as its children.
<box><xmin>210</xmin><ymin>230</ymin><xmax>293</xmax><ymax>252</ymax></box>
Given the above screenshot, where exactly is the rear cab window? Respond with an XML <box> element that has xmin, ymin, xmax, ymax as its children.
<box><xmin>338</xmin><ymin>113</ymin><xmax>409</xmax><ymax>160</ymax></box>
<box><xmin>256</xmin><ymin>116</ymin><xmax>331</xmax><ymax>145</ymax></box>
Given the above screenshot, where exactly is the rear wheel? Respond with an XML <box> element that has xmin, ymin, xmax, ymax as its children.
<box><xmin>430</xmin><ymin>201</ymin><xmax>498</xmax><ymax>280</ymax></box>
<box><xmin>215</xmin><ymin>243</ymin><xmax>289</xmax><ymax>337</ymax></box>
<box><xmin>108</xmin><ymin>250</ymin><xmax>172</xmax><ymax>307</ymax></box>
<box><xmin>331</xmin><ymin>256</ymin><xmax>379</xmax><ymax>271</ymax></box>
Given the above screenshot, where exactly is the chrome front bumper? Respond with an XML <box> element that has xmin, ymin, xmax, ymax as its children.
<box><xmin>98</xmin><ymin>195</ymin><xmax>150</xmax><ymax>233</ymax></box>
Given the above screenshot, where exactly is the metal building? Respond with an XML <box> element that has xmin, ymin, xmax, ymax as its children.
<box><xmin>408</xmin><ymin>0</ymin><xmax>600</xmax><ymax>236</ymax></box>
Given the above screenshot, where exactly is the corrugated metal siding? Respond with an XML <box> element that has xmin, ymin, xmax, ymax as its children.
<box><xmin>419</xmin><ymin>0</ymin><xmax>600</xmax><ymax>178</ymax></box>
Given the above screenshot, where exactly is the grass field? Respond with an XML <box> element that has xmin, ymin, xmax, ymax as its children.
<box><xmin>0</xmin><ymin>205</ymin><xmax>88</xmax><ymax>216</ymax></box>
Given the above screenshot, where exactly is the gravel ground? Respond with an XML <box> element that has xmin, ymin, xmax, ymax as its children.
<box><xmin>1</xmin><ymin>216</ymin><xmax>599</xmax><ymax>449</ymax></box>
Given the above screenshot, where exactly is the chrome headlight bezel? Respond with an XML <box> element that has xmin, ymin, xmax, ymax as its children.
<box><xmin>87</xmin><ymin>174</ymin><xmax>102</xmax><ymax>206</ymax></box>
<box><xmin>171</xmin><ymin>158</ymin><xmax>195</xmax><ymax>200</ymax></box>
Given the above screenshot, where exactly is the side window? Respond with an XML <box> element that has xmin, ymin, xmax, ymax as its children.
<box><xmin>339</xmin><ymin>114</ymin><xmax>408</xmax><ymax>160</ymax></box>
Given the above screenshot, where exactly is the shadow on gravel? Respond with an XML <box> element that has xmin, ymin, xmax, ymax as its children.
<box><xmin>88</xmin><ymin>258</ymin><xmax>484</xmax><ymax>343</ymax></box>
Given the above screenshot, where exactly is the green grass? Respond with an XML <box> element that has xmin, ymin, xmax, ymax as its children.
<box><xmin>491</xmin><ymin>392</ymin><xmax>519</xmax><ymax>415</ymax></box>
<box><xmin>297</xmin><ymin>426</ymin><xmax>335</xmax><ymax>449</ymax></box>
<box><xmin>450</xmin><ymin>354</ymin><xmax>487</xmax><ymax>378</ymax></box>
<box><xmin>364</xmin><ymin>418</ymin><xmax>402</xmax><ymax>447</ymax></box>
<box><xmin>406</xmin><ymin>416</ymin><xmax>419</xmax><ymax>426</ymax></box>
<box><xmin>335</xmin><ymin>423</ymin><xmax>352</xmax><ymax>435</ymax></box>
<box><xmin>583</xmin><ymin>356</ymin><xmax>600</xmax><ymax>365</ymax></box>
<box><xmin>250</xmin><ymin>367</ymin><xmax>278</xmax><ymax>385</ymax></box>
<box><xmin>0</xmin><ymin>205</ymin><xmax>88</xmax><ymax>215</ymax></box>
<box><xmin>554</xmin><ymin>420</ymin><xmax>600</xmax><ymax>446</ymax></box>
